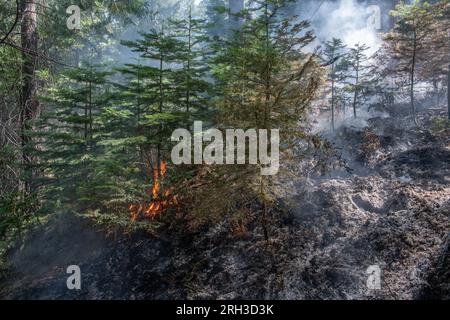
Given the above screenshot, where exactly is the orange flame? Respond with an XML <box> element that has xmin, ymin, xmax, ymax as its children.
<box><xmin>160</xmin><ymin>160</ymin><xmax>167</xmax><ymax>177</ymax></box>
<box><xmin>129</xmin><ymin>160</ymin><xmax>177</xmax><ymax>221</ymax></box>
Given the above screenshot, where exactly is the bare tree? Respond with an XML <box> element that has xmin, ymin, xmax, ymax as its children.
<box><xmin>20</xmin><ymin>0</ymin><xmax>39</xmax><ymax>193</ymax></box>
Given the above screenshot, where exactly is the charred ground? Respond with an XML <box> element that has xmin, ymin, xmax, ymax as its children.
<box><xmin>0</xmin><ymin>106</ymin><xmax>449</xmax><ymax>300</ymax></box>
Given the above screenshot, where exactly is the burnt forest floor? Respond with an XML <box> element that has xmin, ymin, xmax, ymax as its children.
<box><xmin>0</xmin><ymin>106</ymin><xmax>449</xmax><ymax>300</ymax></box>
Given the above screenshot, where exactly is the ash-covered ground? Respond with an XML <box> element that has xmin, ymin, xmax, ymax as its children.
<box><xmin>1</xmin><ymin>106</ymin><xmax>449</xmax><ymax>300</ymax></box>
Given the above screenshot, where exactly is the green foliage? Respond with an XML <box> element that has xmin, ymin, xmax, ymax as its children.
<box><xmin>82</xmin><ymin>210</ymin><xmax>161</xmax><ymax>236</ymax></box>
<box><xmin>322</xmin><ymin>38</ymin><xmax>349</xmax><ymax>130</ymax></box>
<box><xmin>432</xmin><ymin>117</ymin><xmax>450</xmax><ymax>133</ymax></box>
<box><xmin>387</xmin><ymin>0</ymin><xmax>434</xmax><ymax>71</ymax></box>
<box><xmin>0</xmin><ymin>193</ymin><xmax>39</xmax><ymax>240</ymax></box>
<box><xmin>170</xmin><ymin>8</ymin><xmax>213</xmax><ymax>124</ymax></box>
<box><xmin>1</xmin><ymin>0</ymin><xmax>326</xmax><ymax>237</ymax></box>
<box><xmin>39</xmin><ymin>0</ymin><xmax>150</xmax><ymax>65</ymax></box>
<box><xmin>36</xmin><ymin>65</ymin><xmax>135</xmax><ymax>212</ymax></box>
<box><xmin>345</xmin><ymin>43</ymin><xmax>371</xmax><ymax>118</ymax></box>
<box><xmin>188</xmin><ymin>0</ymin><xmax>323</xmax><ymax>229</ymax></box>
<box><xmin>385</xmin><ymin>0</ymin><xmax>437</xmax><ymax>119</ymax></box>
<box><xmin>115</xmin><ymin>14</ymin><xmax>214</xmax><ymax>221</ymax></box>
<box><xmin>204</xmin><ymin>0</ymin><xmax>228</xmax><ymax>39</ymax></box>
<box><xmin>0</xmin><ymin>192</ymin><xmax>42</xmax><ymax>275</ymax></box>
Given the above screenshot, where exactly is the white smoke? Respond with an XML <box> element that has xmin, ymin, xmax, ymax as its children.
<box><xmin>194</xmin><ymin>0</ymin><xmax>384</xmax><ymax>53</ymax></box>
<box><xmin>305</xmin><ymin>0</ymin><xmax>383</xmax><ymax>54</ymax></box>
<box><xmin>312</xmin><ymin>106</ymin><xmax>390</xmax><ymax>134</ymax></box>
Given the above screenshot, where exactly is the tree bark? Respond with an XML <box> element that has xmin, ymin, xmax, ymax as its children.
<box><xmin>331</xmin><ymin>60</ymin><xmax>336</xmax><ymax>132</ymax></box>
<box><xmin>411</xmin><ymin>27</ymin><xmax>418</xmax><ymax>126</ymax></box>
<box><xmin>84</xmin><ymin>82</ymin><xmax>88</xmax><ymax>142</ymax></box>
<box><xmin>331</xmin><ymin>78</ymin><xmax>335</xmax><ymax>131</ymax></box>
<box><xmin>447</xmin><ymin>63</ymin><xmax>450</xmax><ymax>120</ymax></box>
<box><xmin>353</xmin><ymin>59</ymin><xmax>360</xmax><ymax>118</ymax></box>
<box><xmin>20</xmin><ymin>0</ymin><xmax>39</xmax><ymax>193</ymax></box>
<box><xmin>186</xmin><ymin>8</ymin><xmax>192</xmax><ymax>118</ymax></box>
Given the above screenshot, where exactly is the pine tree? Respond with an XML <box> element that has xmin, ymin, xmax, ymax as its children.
<box><xmin>170</xmin><ymin>7</ymin><xmax>212</xmax><ymax>126</ymax></box>
<box><xmin>193</xmin><ymin>0</ymin><xmax>323</xmax><ymax>236</ymax></box>
<box><xmin>204</xmin><ymin>0</ymin><xmax>228</xmax><ymax>40</ymax></box>
<box><xmin>93</xmin><ymin>63</ymin><xmax>149</xmax><ymax>212</ymax></box>
<box><xmin>36</xmin><ymin>65</ymin><xmax>113</xmax><ymax>210</ymax></box>
<box><xmin>322</xmin><ymin>38</ymin><xmax>348</xmax><ymax>131</ymax></box>
<box><xmin>118</xmin><ymin>17</ymin><xmax>213</xmax><ymax>219</ymax></box>
<box><xmin>347</xmin><ymin>43</ymin><xmax>370</xmax><ymax>118</ymax></box>
<box><xmin>121</xmin><ymin>26</ymin><xmax>184</xmax><ymax>195</ymax></box>
<box><xmin>385</xmin><ymin>1</ymin><xmax>435</xmax><ymax>125</ymax></box>
<box><xmin>421</xmin><ymin>0</ymin><xmax>450</xmax><ymax>116</ymax></box>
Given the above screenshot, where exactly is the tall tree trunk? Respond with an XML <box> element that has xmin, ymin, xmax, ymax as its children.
<box><xmin>331</xmin><ymin>73</ymin><xmax>336</xmax><ymax>132</ymax></box>
<box><xmin>84</xmin><ymin>81</ymin><xmax>88</xmax><ymax>142</ymax></box>
<box><xmin>20</xmin><ymin>0</ymin><xmax>39</xmax><ymax>193</ymax></box>
<box><xmin>411</xmin><ymin>28</ymin><xmax>418</xmax><ymax>126</ymax></box>
<box><xmin>156</xmin><ymin>27</ymin><xmax>164</xmax><ymax>195</ymax></box>
<box><xmin>137</xmin><ymin>64</ymin><xmax>141</xmax><ymax>124</ymax></box>
<box><xmin>447</xmin><ymin>63</ymin><xmax>450</xmax><ymax>120</ymax></box>
<box><xmin>186</xmin><ymin>8</ymin><xmax>192</xmax><ymax>120</ymax></box>
<box><xmin>260</xmin><ymin>0</ymin><xmax>271</xmax><ymax>241</ymax></box>
<box><xmin>264</xmin><ymin>1</ymin><xmax>270</xmax><ymax>129</ymax></box>
<box><xmin>432</xmin><ymin>78</ymin><xmax>440</xmax><ymax>108</ymax></box>
<box><xmin>88</xmin><ymin>79</ymin><xmax>93</xmax><ymax>140</ymax></box>
<box><xmin>353</xmin><ymin>60</ymin><xmax>360</xmax><ymax>118</ymax></box>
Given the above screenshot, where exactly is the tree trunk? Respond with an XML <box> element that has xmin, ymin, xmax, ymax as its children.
<box><xmin>88</xmin><ymin>79</ymin><xmax>93</xmax><ymax>140</ymax></box>
<box><xmin>353</xmin><ymin>59</ymin><xmax>360</xmax><ymax>118</ymax></box>
<box><xmin>331</xmin><ymin>76</ymin><xmax>335</xmax><ymax>132</ymax></box>
<box><xmin>157</xmin><ymin>29</ymin><xmax>164</xmax><ymax>194</ymax></box>
<box><xmin>447</xmin><ymin>63</ymin><xmax>450</xmax><ymax>120</ymax></box>
<box><xmin>137</xmin><ymin>65</ymin><xmax>141</xmax><ymax>124</ymax></box>
<box><xmin>20</xmin><ymin>0</ymin><xmax>39</xmax><ymax>193</ymax></box>
<box><xmin>84</xmin><ymin>83</ymin><xmax>88</xmax><ymax>142</ymax></box>
<box><xmin>264</xmin><ymin>1</ymin><xmax>270</xmax><ymax>128</ymax></box>
<box><xmin>186</xmin><ymin>8</ymin><xmax>192</xmax><ymax>119</ymax></box>
<box><xmin>432</xmin><ymin>78</ymin><xmax>439</xmax><ymax>108</ymax></box>
<box><xmin>411</xmin><ymin>28</ymin><xmax>418</xmax><ymax>126</ymax></box>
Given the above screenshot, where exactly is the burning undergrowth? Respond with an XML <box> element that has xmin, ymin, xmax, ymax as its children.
<box><xmin>128</xmin><ymin>161</ymin><xmax>179</xmax><ymax>222</ymax></box>
<box><xmin>1</xmin><ymin>107</ymin><xmax>449</xmax><ymax>300</ymax></box>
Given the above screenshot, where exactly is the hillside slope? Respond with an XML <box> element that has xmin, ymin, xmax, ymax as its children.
<box><xmin>1</xmin><ymin>108</ymin><xmax>449</xmax><ymax>300</ymax></box>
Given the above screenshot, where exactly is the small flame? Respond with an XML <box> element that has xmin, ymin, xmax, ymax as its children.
<box><xmin>160</xmin><ymin>160</ymin><xmax>167</xmax><ymax>177</ymax></box>
<box><xmin>129</xmin><ymin>160</ymin><xmax>177</xmax><ymax>221</ymax></box>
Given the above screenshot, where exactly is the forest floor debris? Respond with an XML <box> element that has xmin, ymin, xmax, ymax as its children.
<box><xmin>0</xmin><ymin>107</ymin><xmax>449</xmax><ymax>300</ymax></box>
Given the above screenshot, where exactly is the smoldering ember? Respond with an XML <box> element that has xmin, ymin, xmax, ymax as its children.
<box><xmin>0</xmin><ymin>0</ymin><xmax>449</xmax><ymax>303</ymax></box>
